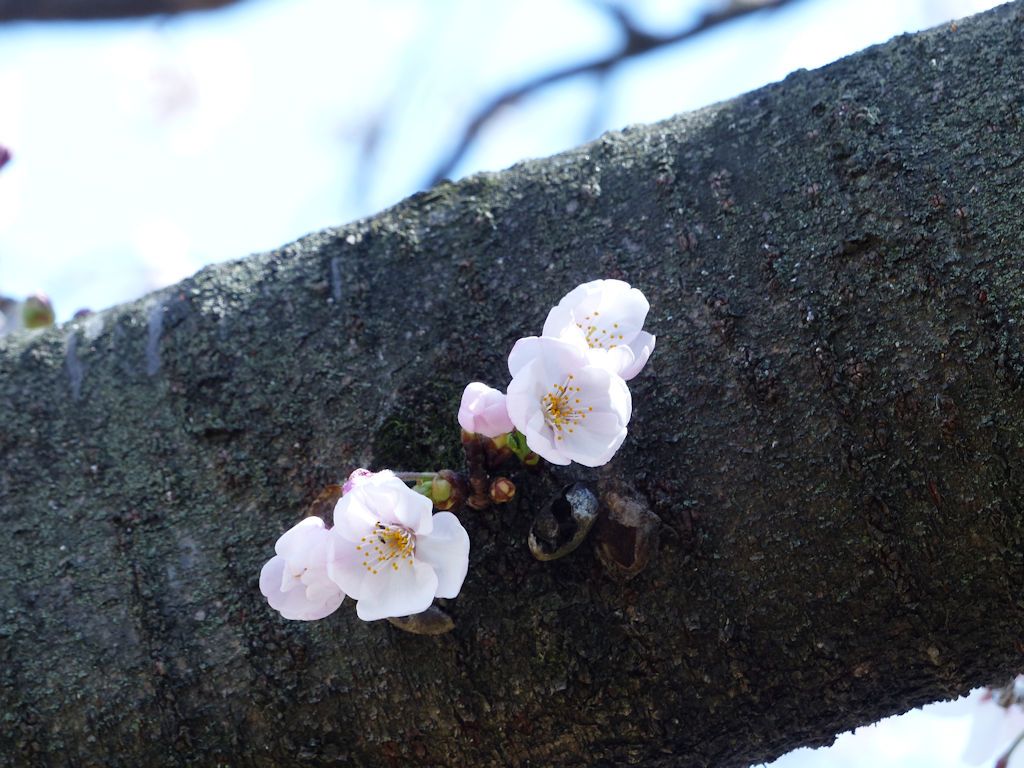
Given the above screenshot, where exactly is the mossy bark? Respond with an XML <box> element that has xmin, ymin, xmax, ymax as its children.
<box><xmin>3</xmin><ymin>4</ymin><xmax>1024</xmax><ymax>766</ymax></box>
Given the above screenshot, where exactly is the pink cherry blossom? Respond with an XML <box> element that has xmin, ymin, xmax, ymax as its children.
<box><xmin>543</xmin><ymin>279</ymin><xmax>655</xmax><ymax>381</ymax></box>
<box><xmin>328</xmin><ymin>470</ymin><xmax>470</xmax><ymax>621</ymax></box>
<box><xmin>506</xmin><ymin>336</ymin><xmax>631</xmax><ymax>467</ymax></box>
<box><xmin>259</xmin><ymin>516</ymin><xmax>345</xmax><ymax>621</ymax></box>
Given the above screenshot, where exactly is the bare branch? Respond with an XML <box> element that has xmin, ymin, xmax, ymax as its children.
<box><xmin>0</xmin><ymin>0</ymin><xmax>243</xmax><ymax>22</ymax></box>
<box><xmin>425</xmin><ymin>0</ymin><xmax>804</xmax><ymax>187</ymax></box>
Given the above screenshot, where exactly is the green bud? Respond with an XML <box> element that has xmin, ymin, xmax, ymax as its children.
<box><xmin>507</xmin><ymin>430</ymin><xmax>534</xmax><ymax>459</ymax></box>
<box><xmin>430</xmin><ymin>476</ymin><xmax>452</xmax><ymax>505</ymax></box>
<box><xmin>433</xmin><ymin>469</ymin><xmax>466</xmax><ymax>511</ymax></box>
<box><xmin>22</xmin><ymin>293</ymin><xmax>54</xmax><ymax>329</ymax></box>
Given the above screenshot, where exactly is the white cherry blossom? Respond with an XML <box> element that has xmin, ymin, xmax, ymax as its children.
<box><xmin>259</xmin><ymin>516</ymin><xmax>345</xmax><ymax>621</ymax></box>
<box><xmin>543</xmin><ymin>279</ymin><xmax>655</xmax><ymax>380</ymax></box>
<box><xmin>328</xmin><ymin>470</ymin><xmax>470</xmax><ymax>621</ymax></box>
<box><xmin>506</xmin><ymin>336</ymin><xmax>631</xmax><ymax>467</ymax></box>
<box><xmin>458</xmin><ymin>382</ymin><xmax>514</xmax><ymax>437</ymax></box>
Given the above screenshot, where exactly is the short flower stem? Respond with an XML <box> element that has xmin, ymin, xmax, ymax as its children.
<box><xmin>461</xmin><ymin>433</ymin><xmax>491</xmax><ymax>509</ymax></box>
<box><xmin>393</xmin><ymin>472</ymin><xmax>436</xmax><ymax>483</ymax></box>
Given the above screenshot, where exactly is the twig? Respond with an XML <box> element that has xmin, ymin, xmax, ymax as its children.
<box><xmin>425</xmin><ymin>0</ymin><xmax>804</xmax><ymax>187</ymax></box>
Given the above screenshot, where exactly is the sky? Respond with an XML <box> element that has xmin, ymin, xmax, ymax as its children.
<box><xmin>0</xmin><ymin>0</ymin><xmax>1018</xmax><ymax>765</ymax></box>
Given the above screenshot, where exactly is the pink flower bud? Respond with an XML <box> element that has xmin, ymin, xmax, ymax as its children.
<box><xmin>457</xmin><ymin>382</ymin><xmax>514</xmax><ymax>438</ymax></box>
<box><xmin>489</xmin><ymin>477</ymin><xmax>516</xmax><ymax>504</ymax></box>
<box><xmin>0</xmin><ymin>145</ymin><xmax>10</xmax><ymax>172</ymax></box>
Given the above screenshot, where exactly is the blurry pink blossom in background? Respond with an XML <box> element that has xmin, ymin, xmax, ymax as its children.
<box><xmin>963</xmin><ymin>677</ymin><xmax>1024</xmax><ymax>768</ymax></box>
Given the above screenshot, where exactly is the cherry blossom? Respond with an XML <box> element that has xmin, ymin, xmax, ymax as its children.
<box><xmin>543</xmin><ymin>278</ymin><xmax>655</xmax><ymax>381</ymax></box>
<box><xmin>458</xmin><ymin>382</ymin><xmax>514</xmax><ymax>437</ymax></box>
<box><xmin>506</xmin><ymin>335</ymin><xmax>631</xmax><ymax>466</ymax></box>
<box><xmin>328</xmin><ymin>470</ymin><xmax>470</xmax><ymax>621</ymax></box>
<box><xmin>259</xmin><ymin>516</ymin><xmax>345</xmax><ymax>621</ymax></box>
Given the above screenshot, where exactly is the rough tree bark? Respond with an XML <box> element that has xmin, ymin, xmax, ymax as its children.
<box><xmin>2</xmin><ymin>4</ymin><xmax>1024</xmax><ymax>767</ymax></box>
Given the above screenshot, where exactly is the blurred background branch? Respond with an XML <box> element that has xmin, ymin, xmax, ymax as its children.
<box><xmin>425</xmin><ymin>0</ymin><xmax>802</xmax><ymax>186</ymax></box>
<box><xmin>0</xmin><ymin>0</ymin><xmax>241</xmax><ymax>22</ymax></box>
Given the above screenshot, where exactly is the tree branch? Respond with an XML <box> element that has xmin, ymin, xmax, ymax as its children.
<box><xmin>2</xmin><ymin>3</ymin><xmax>1024</xmax><ymax>766</ymax></box>
<box><xmin>426</xmin><ymin>0</ymin><xmax>804</xmax><ymax>187</ymax></box>
<box><xmin>0</xmin><ymin>0</ymin><xmax>242</xmax><ymax>22</ymax></box>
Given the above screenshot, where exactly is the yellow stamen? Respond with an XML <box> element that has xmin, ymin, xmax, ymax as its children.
<box><xmin>576</xmin><ymin>312</ymin><xmax>623</xmax><ymax>350</ymax></box>
<box><xmin>360</xmin><ymin>521</ymin><xmax>415</xmax><ymax>573</ymax></box>
<box><xmin>541</xmin><ymin>375</ymin><xmax>589</xmax><ymax>441</ymax></box>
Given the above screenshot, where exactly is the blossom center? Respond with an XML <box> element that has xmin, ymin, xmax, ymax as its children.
<box><xmin>541</xmin><ymin>374</ymin><xmax>592</xmax><ymax>441</ymax></box>
<box><xmin>356</xmin><ymin>522</ymin><xmax>416</xmax><ymax>575</ymax></box>
<box><xmin>576</xmin><ymin>310</ymin><xmax>626</xmax><ymax>350</ymax></box>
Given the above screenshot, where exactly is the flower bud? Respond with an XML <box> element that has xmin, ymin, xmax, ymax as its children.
<box><xmin>72</xmin><ymin>308</ymin><xmax>94</xmax><ymax>320</ymax></box>
<box><xmin>489</xmin><ymin>477</ymin><xmax>515</xmax><ymax>504</ymax></box>
<box><xmin>457</xmin><ymin>382</ymin><xmax>514</xmax><ymax>438</ymax></box>
<box><xmin>431</xmin><ymin>475</ymin><xmax>452</xmax><ymax>503</ymax></box>
<box><xmin>22</xmin><ymin>293</ymin><xmax>54</xmax><ymax>329</ymax></box>
<box><xmin>432</xmin><ymin>469</ymin><xmax>466</xmax><ymax>511</ymax></box>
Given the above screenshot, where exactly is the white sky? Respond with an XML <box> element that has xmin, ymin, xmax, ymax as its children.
<box><xmin>0</xmin><ymin>1</ymin><xmax>1017</xmax><ymax>765</ymax></box>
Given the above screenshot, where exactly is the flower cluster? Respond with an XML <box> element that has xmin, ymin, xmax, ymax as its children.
<box><xmin>260</xmin><ymin>469</ymin><xmax>470</xmax><ymax>622</ymax></box>
<box><xmin>461</xmin><ymin>279</ymin><xmax>655</xmax><ymax>467</ymax></box>
<box><xmin>259</xmin><ymin>278</ymin><xmax>653</xmax><ymax>626</ymax></box>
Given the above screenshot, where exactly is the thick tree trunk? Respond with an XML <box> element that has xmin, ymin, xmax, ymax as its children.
<box><xmin>3</xmin><ymin>4</ymin><xmax>1024</xmax><ymax>766</ymax></box>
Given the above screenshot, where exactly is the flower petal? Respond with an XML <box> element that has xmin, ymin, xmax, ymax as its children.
<box><xmin>261</xmin><ymin>553</ymin><xmax>344</xmax><ymax>621</ymax></box>
<box><xmin>585</xmin><ymin>345</ymin><xmax>636</xmax><ymax>379</ymax></box>
<box><xmin>561</xmin><ymin>421</ymin><xmax>627</xmax><ymax>466</ymax></box>
<box><xmin>414</xmin><ymin>512</ymin><xmax>470</xmax><ymax>599</ymax></box>
<box><xmin>355</xmin><ymin>560</ymin><xmax>439</xmax><ymax>621</ymax></box>
<box><xmin>275</xmin><ymin>516</ymin><xmax>327</xmax><ymax>559</ymax></box>
<box><xmin>326</xmin><ymin>533</ymin><xmax>369</xmax><ymax>598</ymax></box>
<box><xmin>522</xmin><ymin>417</ymin><xmax>570</xmax><ymax>465</ymax></box>
<box><xmin>551</xmin><ymin>279</ymin><xmax>649</xmax><ymax>343</ymax></box>
<box><xmin>509</xmin><ymin>335</ymin><xmax>587</xmax><ymax>380</ymax></box>
<box><xmin>332</xmin><ymin>491</ymin><xmax>378</xmax><ymax>541</ymax></box>
<box><xmin>508</xmin><ymin>336</ymin><xmax>542</xmax><ymax>377</ymax></box>
<box><xmin>619</xmin><ymin>331</ymin><xmax>655</xmax><ymax>381</ymax></box>
<box><xmin>386</xmin><ymin>480</ymin><xmax>434</xmax><ymax>535</ymax></box>
<box><xmin>506</xmin><ymin>357</ymin><xmax>542</xmax><ymax>431</ymax></box>
<box><xmin>541</xmin><ymin>304</ymin><xmax>577</xmax><ymax>339</ymax></box>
